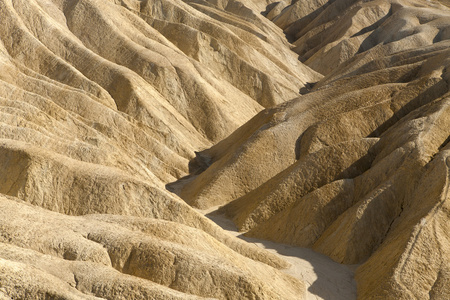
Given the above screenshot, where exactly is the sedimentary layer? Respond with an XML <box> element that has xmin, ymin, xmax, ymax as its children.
<box><xmin>1</xmin><ymin>0</ymin><xmax>449</xmax><ymax>298</ymax></box>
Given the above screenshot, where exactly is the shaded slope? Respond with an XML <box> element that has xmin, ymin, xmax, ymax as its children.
<box><xmin>0</xmin><ymin>0</ymin><xmax>320</xmax><ymax>298</ymax></box>
<box><xmin>175</xmin><ymin>0</ymin><xmax>450</xmax><ymax>298</ymax></box>
<box><xmin>0</xmin><ymin>195</ymin><xmax>304</xmax><ymax>299</ymax></box>
<box><xmin>1</xmin><ymin>0</ymin><xmax>449</xmax><ymax>298</ymax></box>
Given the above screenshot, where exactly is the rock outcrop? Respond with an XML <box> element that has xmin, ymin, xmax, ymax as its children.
<box><xmin>175</xmin><ymin>0</ymin><xmax>450</xmax><ymax>298</ymax></box>
<box><xmin>1</xmin><ymin>0</ymin><xmax>449</xmax><ymax>298</ymax></box>
<box><xmin>0</xmin><ymin>0</ymin><xmax>318</xmax><ymax>298</ymax></box>
<box><xmin>0</xmin><ymin>195</ymin><xmax>304</xmax><ymax>299</ymax></box>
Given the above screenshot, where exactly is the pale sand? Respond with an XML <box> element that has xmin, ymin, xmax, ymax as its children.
<box><xmin>200</xmin><ymin>208</ymin><xmax>357</xmax><ymax>300</ymax></box>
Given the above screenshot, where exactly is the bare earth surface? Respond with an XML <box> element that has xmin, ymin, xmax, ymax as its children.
<box><xmin>0</xmin><ymin>0</ymin><xmax>449</xmax><ymax>298</ymax></box>
<box><xmin>201</xmin><ymin>207</ymin><xmax>357</xmax><ymax>300</ymax></box>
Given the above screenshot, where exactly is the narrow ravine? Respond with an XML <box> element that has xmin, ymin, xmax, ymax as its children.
<box><xmin>199</xmin><ymin>207</ymin><xmax>358</xmax><ymax>300</ymax></box>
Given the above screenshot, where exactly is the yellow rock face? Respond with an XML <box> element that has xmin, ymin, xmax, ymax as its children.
<box><xmin>0</xmin><ymin>0</ymin><xmax>449</xmax><ymax>298</ymax></box>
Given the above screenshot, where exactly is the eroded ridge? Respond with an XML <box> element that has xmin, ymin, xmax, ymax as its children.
<box><xmin>0</xmin><ymin>0</ymin><xmax>449</xmax><ymax>298</ymax></box>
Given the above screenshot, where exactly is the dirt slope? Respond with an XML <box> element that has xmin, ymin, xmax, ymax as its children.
<box><xmin>1</xmin><ymin>0</ymin><xmax>449</xmax><ymax>298</ymax></box>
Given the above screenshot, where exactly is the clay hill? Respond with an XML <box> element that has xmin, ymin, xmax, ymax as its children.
<box><xmin>0</xmin><ymin>0</ymin><xmax>449</xmax><ymax>298</ymax></box>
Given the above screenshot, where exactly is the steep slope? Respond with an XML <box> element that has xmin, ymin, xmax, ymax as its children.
<box><xmin>1</xmin><ymin>0</ymin><xmax>449</xmax><ymax>298</ymax></box>
<box><xmin>175</xmin><ymin>0</ymin><xmax>450</xmax><ymax>298</ymax></box>
<box><xmin>0</xmin><ymin>195</ymin><xmax>305</xmax><ymax>299</ymax></box>
<box><xmin>0</xmin><ymin>0</ymin><xmax>322</xmax><ymax>298</ymax></box>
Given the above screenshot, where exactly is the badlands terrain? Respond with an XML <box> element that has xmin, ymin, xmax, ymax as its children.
<box><xmin>0</xmin><ymin>0</ymin><xmax>450</xmax><ymax>298</ymax></box>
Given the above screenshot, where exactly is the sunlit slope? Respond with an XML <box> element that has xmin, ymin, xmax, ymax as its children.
<box><xmin>0</xmin><ymin>0</ymin><xmax>323</xmax><ymax>298</ymax></box>
<box><xmin>177</xmin><ymin>0</ymin><xmax>450</xmax><ymax>298</ymax></box>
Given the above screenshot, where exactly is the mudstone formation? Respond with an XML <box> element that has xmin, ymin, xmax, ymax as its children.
<box><xmin>0</xmin><ymin>0</ymin><xmax>449</xmax><ymax>298</ymax></box>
